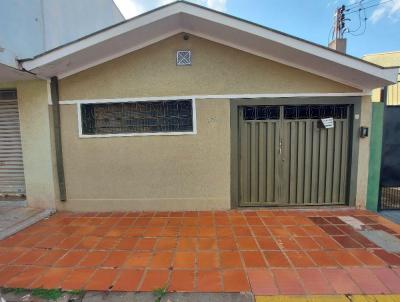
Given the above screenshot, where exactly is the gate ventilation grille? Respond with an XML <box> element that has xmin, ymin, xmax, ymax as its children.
<box><xmin>284</xmin><ymin>105</ymin><xmax>349</xmax><ymax>120</ymax></box>
<box><xmin>243</xmin><ymin>106</ymin><xmax>280</xmax><ymax>120</ymax></box>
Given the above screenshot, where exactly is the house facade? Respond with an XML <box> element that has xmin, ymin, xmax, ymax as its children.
<box><xmin>0</xmin><ymin>2</ymin><xmax>398</xmax><ymax>211</ymax></box>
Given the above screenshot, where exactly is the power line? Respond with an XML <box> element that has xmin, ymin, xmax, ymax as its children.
<box><xmin>346</xmin><ymin>0</ymin><xmax>393</xmax><ymax>15</ymax></box>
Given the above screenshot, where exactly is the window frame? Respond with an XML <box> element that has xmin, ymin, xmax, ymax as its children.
<box><xmin>77</xmin><ymin>98</ymin><xmax>197</xmax><ymax>138</ymax></box>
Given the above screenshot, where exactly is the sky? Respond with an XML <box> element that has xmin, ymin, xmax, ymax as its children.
<box><xmin>113</xmin><ymin>0</ymin><xmax>400</xmax><ymax>58</ymax></box>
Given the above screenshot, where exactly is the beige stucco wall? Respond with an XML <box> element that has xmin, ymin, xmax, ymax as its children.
<box><xmin>58</xmin><ymin>99</ymin><xmax>230</xmax><ymax>211</ymax></box>
<box><xmin>15</xmin><ymin>80</ymin><xmax>58</xmax><ymax>209</ymax></box>
<box><xmin>355</xmin><ymin>95</ymin><xmax>372</xmax><ymax>209</ymax></box>
<box><xmin>51</xmin><ymin>34</ymin><xmax>365</xmax><ymax>211</ymax></box>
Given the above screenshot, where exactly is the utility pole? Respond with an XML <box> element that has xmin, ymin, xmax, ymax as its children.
<box><xmin>329</xmin><ymin>5</ymin><xmax>347</xmax><ymax>53</ymax></box>
<box><xmin>333</xmin><ymin>5</ymin><xmax>346</xmax><ymax>40</ymax></box>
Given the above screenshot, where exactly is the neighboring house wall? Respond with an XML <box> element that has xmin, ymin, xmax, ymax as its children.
<box><xmin>0</xmin><ymin>0</ymin><xmax>123</xmax><ymax>61</ymax></box>
<box><xmin>0</xmin><ymin>80</ymin><xmax>58</xmax><ymax>209</ymax></box>
<box><xmin>363</xmin><ymin>51</ymin><xmax>400</xmax><ymax>211</ymax></box>
<box><xmin>364</xmin><ymin>52</ymin><xmax>400</xmax><ymax>105</ymax></box>
<box><xmin>54</xmin><ymin>34</ymin><xmax>368</xmax><ymax>211</ymax></box>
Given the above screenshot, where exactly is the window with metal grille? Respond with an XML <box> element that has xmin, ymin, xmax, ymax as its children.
<box><xmin>80</xmin><ymin>100</ymin><xmax>194</xmax><ymax>136</ymax></box>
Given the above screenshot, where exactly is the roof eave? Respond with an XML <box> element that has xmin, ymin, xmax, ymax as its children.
<box><xmin>20</xmin><ymin>1</ymin><xmax>398</xmax><ymax>89</ymax></box>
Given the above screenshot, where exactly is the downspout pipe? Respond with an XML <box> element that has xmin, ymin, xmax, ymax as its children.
<box><xmin>50</xmin><ymin>77</ymin><xmax>66</xmax><ymax>201</ymax></box>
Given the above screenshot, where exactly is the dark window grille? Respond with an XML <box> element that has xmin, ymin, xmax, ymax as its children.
<box><xmin>380</xmin><ymin>187</ymin><xmax>400</xmax><ymax>210</ymax></box>
<box><xmin>243</xmin><ymin>106</ymin><xmax>280</xmax><ymax>120</ymax></box>
<box><xmin>81</xmin><ymin>100</ymin><xmax>193</xmax><ymax>135</ymax></box>
<box><xmin>284</xmin><ymin>105</ymin><xmax>348</xmax><ymax>120</ymax></box>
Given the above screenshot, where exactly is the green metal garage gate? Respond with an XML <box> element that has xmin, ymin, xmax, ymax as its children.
<box><xmin>238</xmin><ymin>104</ymin><xmax>351</xmax><ymax>207</ymax></box>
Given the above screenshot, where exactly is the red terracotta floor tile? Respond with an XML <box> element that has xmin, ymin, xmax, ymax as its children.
<box><xmin>197</xmin><ymin>270</ymin><xmax>223</xmax><ymax>292</ymax></box>
<box><xmin>313</xmin><ymin>236</ymin><xmax>342</xmax><ymax>250</ymax></box>
<box><xmin>198</xmin><ymin>251</ymin><xmax>219</xmax><ymax>269</ymax></box>
<box><xmin>79</xmin><ymin>251</ymin><xmax>109</xmax><ymax>267</ymax></box>
<box><xmin>0</xmin><ymin>247</ymin><xmax>26</xmax><ymax>264</ymax></box>
<box><xmin>220</xmin><ymin>251</ymin><xmax>242</xmax><ymax>268</ymax></box>
<box><xmin>173</xmin><ymin>252</ymin><xmax>196</xmax><ymax>269</ymax></box>
<box><xmin>139</xmin><ymin>270</ymin><xmax>170</xmax><ymax>291</ymax></box>
<box><xmin>295</xmin><ymin>237</ymin><xmax>320</xmax><ymax>250</ymax></box>
<box><xmin>198</xmin><ymin>238</ymin><xmax>218</xmax><ymax>250</ymax></box>
<box><xmin>135</xmin><ymin>238</ymin><xmax>156</xmax><ymax>251</ymax></box>
<box><xmin>85</xmin><ymin>268</ymin><xmax>118</xmax><ymax>291</ymax></box>
<box><xmin>216</xmin><ymin>226</ymin><xmax>234</xmax><ymax>237</ymax></box>
<box><xmin>346</xmin><ymin>268</ymin><xmax>390</xmax><ymax>294</ymax></box>
<box><xmin>264</xmin><ymin>251</ymin><xmax>291</xmax><ymax>267</ymax></box>
<box><xmin>247</xmin><ymin>269</ymin><xmax>278</xmax><ymax>295</ymax></box>
<box><xmin>307</xmin><ymin>251</ymin><xmax>338</xmax><ymax>267</ymax></box>
<box><xmin>177</xmin><ymin>238</ymin><xmax>197</xmax><ymax>250</ymax></box>
<box><xmin>256</xmin><ymin>237</ymin><xmax>280</xmax><ymax>250</ymax></box>
<box><xmin>56</xmin><ymin>236</ymin><xmax>81</xmax><ymax>249</ymax></box>
<box><xmin>332</xmin><ymin>236</ymin><xmax>363</xmax><ymax>248</ymax></box>
<box><xmin>150</xmin><ymin>252</ymin><xmax>173</xmax><ymax>269</ymax></box>
<box><xmin>322</xmin><ymin>268</ymin><xmax>362</xmax><ymax>294</ymax></box>
<box><xmin>5</xmin><ymin>266</ymin><xmax>46</xmax><ymax>288</ymax></box>
<box><xmin>112</xmin><ymin>269</ymin><xmax>144</xmax><ymax>291</ymax></box>
<box><xmin>272</xmin><ymin>268</ymin><xmax>305</xmax><ymax>295</ymax></box>
<box><xmin>373</xmin><ymin>249</ymin><xmax>400</xmax><ymax>266</ymax></box>
<box><xmin>372</xmin><ymin>267</ymin><xmax>400</xmax><ymax>293</ymax></box>
<box><xmin>0</xmin><ymin>265</ymin><xmax>25</xmax><ymax>285</ymax></box>
<box><xmin>155</xmin><ymin>238</ymin><xmax>177</xmax><ymax>250</ymax></box>
<box><xmin>286</xmin><ymin>251</ymin><xmax>316</xmax><ymax>267</ymax></box>
<box><xmin>75</xmin><ymin>236</ymin><xmax>101</xmax><ymax>249</ymax></box>
<box><xmin>223</xmin><ymin>270</ymin><xmax>250</xmax><ymax>292</ymax></box>
<box><xmin>198</xmin><ymin>227</ymin><xmax>216</xmax><ymax>237</ymax></box>
<box><xmin>61</xmin><ymin>268</ymin><xmax>95</xmax><ymax>290</ymax></box>
<box><xmin>241</xmin><ymin>251</ymin><xmax>266</xmax><ymax>268</ymax></box>
<box><xmin>124</xmin><ymin>252</ymin><xmax>152</xmax><ymax>268</ymax></box>
<box><xmin>95</xmin><ymin>237</ymin><xmax>120</xmax><ymax>250</ymax></box>
<box><xmin>102</xmin><ymin>251</ymin><xmax>130</xmax><ymax>268</ymax></box>
<box><xmin>55</xmin><ymin>250</ymin><xmax>87</xmax><ymax>267</ymax></box>
<box><xmin>350</xmin><ymin>249</ymin><xmax>386</xmax><ymax>266</ymax></box>
<box><xmin>251</xmin><ymin>226</ymin><xmax>271</xmax><ymax>237</ymax></box>
<box><xmin>13</xmin><ymin>249</ymin><xmax>46</xmax><ymax>265</ymax></box>
<box><xmin>31</xmin><ymin>267</ymin><xmax>72</xmax><ymax>289</ymax></box>
<box><xmin>236</xmin><ymin>237</ymin><xmax>258</xmax><ymax>250</ymax></box>
<box><xmin>34</xmin><ymin>249</ymin><xmax>66</xmax><ymax>266</ymax></box>
<box><xmin>297</xmin><ymin>268</ymin><xmax>335</xmax><ymax>294</ymax></box>
<box><xmin>328</xmin><ymin>250</ymin><xmax>362</xmax><ymax>266</ymax></box>
<box><xmin>276</xmin><ymin>237</ymin><xmax>301</xmax><ymax>251</ymax></box>
<box><xmin>170</xmin><ymin>270</ymin><xmax>195</xmax><ymax>292</ymax></box>
<box><xmin>218</xmin><ymin>238</ymin><xmax>237</xmax><ymax>250</ymax></box>
<box><xmin>269</xmin><ymin>227</ymin><xmax>291</xmax><ymax>237</ymax></box>
<box><xmin>116</xmin><ymin>238</ymin><xmax>138</xmax><ymax>250</ymax></box>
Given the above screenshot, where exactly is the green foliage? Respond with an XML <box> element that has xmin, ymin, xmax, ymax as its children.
<box><xmin>152</xmin><ymin>285</ymin><xmax>168</xmax><ymax>302</ymax></box>
<box><xmin>31</xmin><ymin>288</ymin><xmax>64</xmax><ymax>300</ymax></box>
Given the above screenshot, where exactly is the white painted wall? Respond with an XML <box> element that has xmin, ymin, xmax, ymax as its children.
<box><xmin>0</xmin><ymin>0</ymin><xmax>124</xmax><ymax>66</ymax></box>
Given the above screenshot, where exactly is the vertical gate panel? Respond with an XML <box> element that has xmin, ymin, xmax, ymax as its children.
<box><xmin>310</xmin><ymin>121</ymin><xmax>320</xmax><ymax>204</ymax></box>
<box><xmin>250</xmin><ymin>123</ymin><xmax>259</xmax><ymax>203</ymax></box>
<box><xmin>332</xmin><ymin>121</ymin><xmax>342</xmax><ymax>203</ymax></box>
<box><xmin>267</xmin><ymin>123</ymin><xmax>277</xmax><ymax>202</ymax></box>
<box><xmin>317</xmin><ymin>128</ymin><xmax>327</xmax><ymax>204</ymax></box>
<box><xmin>339</xmin><ymin>119</ymin><xmax>349</xmax><ymax>203</ymax></box>
<box><xmin>258</xmin><ymin>123</ymin><xmax>267</xmax><ymax>203</ymax></box>
<box><xmin>325</xmin><ymin>126</ymin><xmax>335</xmax><ymax>204</ymax></box>
<box><xmin>296</xmin><ymin>121</ymin><xmax>306</xmax><ymax>204</ymax></box>
<box><xmin>303</xmin><ymin>121</ymin><xmax>313</xmax><ymax>203</ymax></box>
<box><xmin>239</xmin><ymin>118</ymin><xmax>251</xmax><ymax>204</ymax></box>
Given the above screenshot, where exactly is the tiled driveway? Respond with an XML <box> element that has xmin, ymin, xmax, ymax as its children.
<box><xmin>0</xmin><ymin>209</ymin><xmax>400</xmax><ymax>295</ymax></box>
